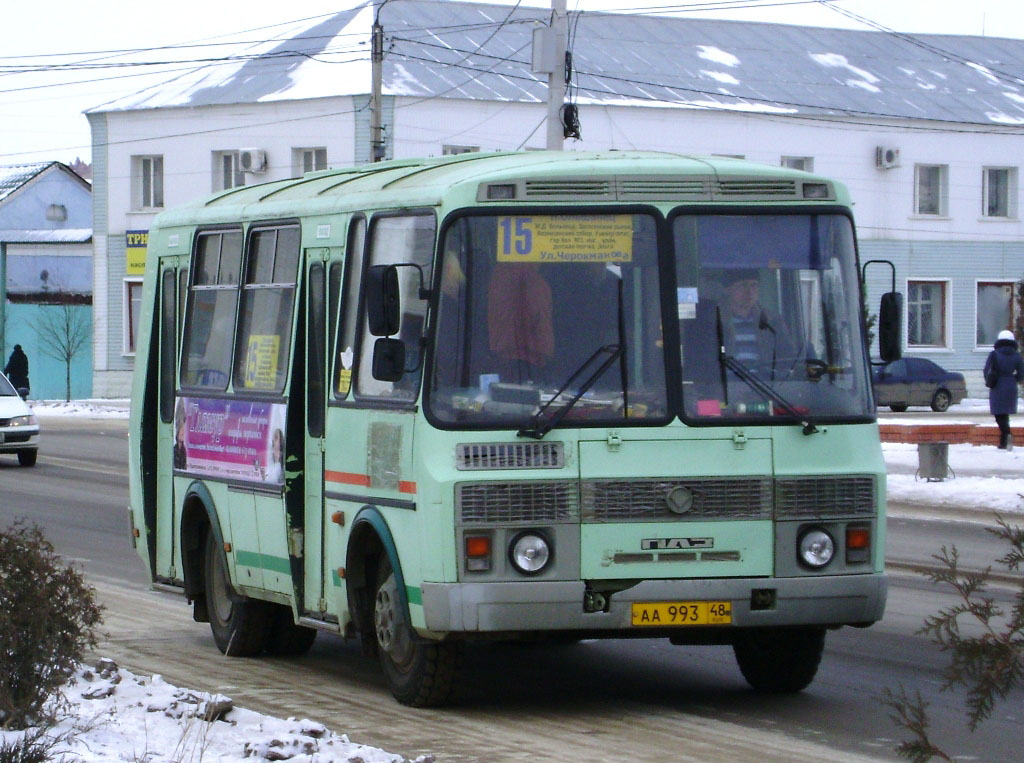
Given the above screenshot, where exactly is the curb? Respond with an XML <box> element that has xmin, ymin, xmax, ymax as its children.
<box><xmin>887</xmin><ymin>559</ymin><xmax>1022</xmax><ymax>588</ymax></box>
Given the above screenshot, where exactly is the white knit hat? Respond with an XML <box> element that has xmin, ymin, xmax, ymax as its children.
<box><xmin>997</xmin><ymin>329</ymin><xmax>1015</xmax><ymax>342</ymax></box>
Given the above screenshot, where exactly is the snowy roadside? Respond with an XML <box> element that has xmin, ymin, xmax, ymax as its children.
<box><xmin>0</xmin><ymin>659</ymin><xmax>421</xmax><ymax>763</ymax></box>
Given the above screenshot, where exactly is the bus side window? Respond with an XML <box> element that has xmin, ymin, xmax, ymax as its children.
<box><xmin>355</xmin><ymin>213</ymin><xmax>435</xmax><ymax>401</ymax></box>
<box><xmin>180</xmin><ymin>230</ymin><xmax>242</xmax><ymax>390</ymax></box>
<box><xmin>159</xmin><ymin>269</ymin><xmax>177</xmax><ymax>423</ymax></box>
<box><xmin>334</xmin><ymin>217</ymin><xmax>366</xmax><ymax>399</ymax></box>
<box><xmin>308</xmin><ymin>262</ymin><xmax>326</xmax><ymax>438</ymax></box>
<box><xmin>233</xmin><ymin>226</ymin><xmax>301</xmax><ymax>394</ymax></box>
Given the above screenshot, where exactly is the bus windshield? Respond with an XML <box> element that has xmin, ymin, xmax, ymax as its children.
<box><xmin>427</xmin><ymin>210</ymin><xmax>873</xmax><ymax>429</ymax></box>
<box><xmin>675</xmin><ymin>213</ymin><xmax>873</xmax><ymax>422</ymax></box>
<box><xmin>428</xmin><ymin>213</ymin><xmax>668</xmax><ymax>428</ymax></box>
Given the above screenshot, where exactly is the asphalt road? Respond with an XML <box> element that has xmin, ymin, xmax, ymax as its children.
<box><xmin>1</xmin><ymin>416</ymin><xmax>1021</xmax><ymax>762</ymax></box>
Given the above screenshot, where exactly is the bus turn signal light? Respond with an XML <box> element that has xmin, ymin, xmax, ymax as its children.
<box><xmin>465</xmin><ymin>535</ymin><xmax>491</xmax><ymax>572</ymax></box>
<box><xmin>846</xmin><ymin>526</ymin><xmax>870</xmax><ymax>564</ymax></box>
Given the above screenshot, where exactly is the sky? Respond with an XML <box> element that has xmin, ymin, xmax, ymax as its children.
<box><xmin>2</xmin><ymin>0</ymin><xmax>1024</xmax><ymax>165</ymax></box>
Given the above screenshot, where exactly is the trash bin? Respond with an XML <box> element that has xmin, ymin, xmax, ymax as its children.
<box><xmin>917</xmin><ymin>442</ymin><xmax>949</xmax><ymax>482</ymax></box>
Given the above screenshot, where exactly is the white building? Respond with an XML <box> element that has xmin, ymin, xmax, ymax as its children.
<box><xmin>87</xmin><ymin>0</ymin><xmax>1024</xmax><ymax>396</ymax></box>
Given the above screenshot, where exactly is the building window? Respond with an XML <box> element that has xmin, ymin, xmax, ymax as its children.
<box><xmin>132</xmin><ymin>155</ymin><xmax>164</xmax><ymax>209</ymax></box>
<box><xmin>212</xmin><ymin>151</ymin><xmax>244</xmax><ymax>192</ymax></box>
<box><xmin>781</xmin><ymin>156</ymin><xmax>814</xmax><ymax>172</ymax></box>
<box><xmin>983</xmin><ymin>167</ymin><xmax>1017</xmax><ymax>218</ymax></box>
<box><xmin>907</xmin><ymin>280</ymin><xmax>948</xmax><ymax>347</ymax></box>
<box><xmin>294</xmin><ymin>147</ymin><xmax>327</xmax><ymax>175</ymax></box>
<box><xmin>915</xmin><ymin>164</ymin><xmax>948</xmax><ymax>216</ymax></box>
<box><xmin>123</xmin><ymin>279</ymin><xmax>144</xmax><ymax>354</ymax></box>
<box><xmin>977</xmin><ymin>281</ymin><xmax>1016</xmax><ymax>347</ymax></box>
<box><xmin>442</xmin><ymin>145</ymin><xmax>479</xmax><ymax>156</ymax></box>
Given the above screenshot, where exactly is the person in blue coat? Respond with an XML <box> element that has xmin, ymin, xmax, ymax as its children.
<box><xmin>984</xmin><ymin>329</ymin><xmax>1024</xmax><ymax>449</ymax></box>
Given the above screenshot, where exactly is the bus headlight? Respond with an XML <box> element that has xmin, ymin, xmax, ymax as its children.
<box><xmin>797</xmin><ymin>527</ymin><xmax>835</xmax><ymax>569</ymax></box>
<box><xmin>509</xmin><ymin>531</ymin><xmax>551</xmax><ymax>575</ymax></box>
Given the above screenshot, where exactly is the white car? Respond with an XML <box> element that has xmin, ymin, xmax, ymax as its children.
<box><xmin>0</xmin><ymin>372</ymin><xmax>39</xmax><ymax>466</ymax></box>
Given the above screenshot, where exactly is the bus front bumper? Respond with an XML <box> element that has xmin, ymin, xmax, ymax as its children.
<box><xmin>419</xmin><ymin>573</ymin><xmax>887</xmax><ymax>633</ymax></box>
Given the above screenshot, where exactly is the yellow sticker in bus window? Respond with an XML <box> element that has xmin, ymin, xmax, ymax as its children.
<box><xmin>243</xmin><ymin>334</ymin><xmax>281</xmax><ymax>389</ymax></box>
<box><xmin>496</xmin><ymin>215</ymin><xmax>633</xmax><ymax>263</ymax></box>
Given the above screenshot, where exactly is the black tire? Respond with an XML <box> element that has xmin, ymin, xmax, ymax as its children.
<box><xmin>931</xmin><ymin>389</ymin><xmax>952</xmax><ymax>412</ymax></box>
<box><xmin>889</xmin><ymin>404</ymin><xmax>908</xmax><ymax>413</ymax></box>
<box><xmin>203</xmin><ymin>531</ymin><xmax>271</xmax><ymax>656</ymax></box>
<box><xmin>374</xmin><ymin>557</ymin><xmax>460</xmax><ymax>707</ymax></box>
<box><xmin>17</xmin><ymin>449</ymin><xmax>37</xmax><ymax>466</ymax></box>
<box><xmin>733</xmin><ymin>627</ymin><xmax>826</xmax><ymax>693</ymax></box>
<box><xmin>265</xmin><ymin>604</ymin><xmax>317</xmax><ymax>656</ymax></box>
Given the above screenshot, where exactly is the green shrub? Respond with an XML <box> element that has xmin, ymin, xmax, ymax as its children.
<box><xmin>0</xmin><ymin>521</ymin><xmax>103</xmax><ymax>729</ymax></box>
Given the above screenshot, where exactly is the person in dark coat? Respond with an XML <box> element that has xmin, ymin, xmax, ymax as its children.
<box><xmin>3</xmin><ymin>344</ymin><xmax>29</xmax><ymax>392</ymax></box>
<box><xmin>984</xmin><ymin>329</ymin><xmax>1024</xmax><ymax>449</ymax></box>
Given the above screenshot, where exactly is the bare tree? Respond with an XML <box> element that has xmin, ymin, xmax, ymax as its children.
<box><xmin>31</xmin><ymin>291</ymin><xmax>90</xmax><ymax>402</ymax></box>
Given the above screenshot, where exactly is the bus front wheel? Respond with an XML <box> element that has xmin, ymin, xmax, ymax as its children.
<box><xmin>373</xmin><ymin>557</ymin><xmax>460</xmax><ymax>707</ymax></box>
<box><xmin>732</xmin><ymin>626</ymin><xmax>825</xmax><ymax>693</ymax></box>
<box><xmin>204</xmin><ymin>531</ymin><xmax>271</xmax><ymax>657</ymax></box>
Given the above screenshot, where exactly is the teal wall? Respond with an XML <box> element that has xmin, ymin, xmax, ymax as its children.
<box><xmin>2</xmin><ymin>303</ymin><xmax>93</xmax><ymax>400</ymax></box>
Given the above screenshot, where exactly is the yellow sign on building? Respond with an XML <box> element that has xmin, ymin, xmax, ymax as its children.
<box><xmin>126</xmin><ymin>230</ymin><xmax>148</xmax><ymax>275</ymax></box>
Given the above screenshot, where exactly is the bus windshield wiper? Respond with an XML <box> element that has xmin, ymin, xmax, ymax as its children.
<box><xmin>715</xmin><ymin>307</ymin><xmax>818</xmax><ymax>436</ymax></box>
<box><xmin>517</xmin><ymin>344</ymin><xmax>623</xmax><ymax>440</ymax></box>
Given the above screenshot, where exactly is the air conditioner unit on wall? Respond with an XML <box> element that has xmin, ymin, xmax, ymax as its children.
<box><xmin>239</xmin><ymin>148</ymin><xmax>267</xmax><ymax>173</ymax></box>
<box><xmin>875</xmin><ymin>146</ymin><xmax>900</xmax><ymax>169</ymax></box>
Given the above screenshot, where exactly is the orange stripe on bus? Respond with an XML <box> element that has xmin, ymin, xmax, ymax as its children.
<box><xmin>325</xmin><ymin>470</ymin><xmax>417</xmax><ymax>495</ymax></box>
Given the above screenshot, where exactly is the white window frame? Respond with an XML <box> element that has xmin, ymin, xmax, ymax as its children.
<box><xmin>914</xmin><ymin>164</ymin><xmax>948</xmax><ymax>217</ymax></box>
<box><xmin>131</xmin><ymin>155</ymin><xmax>164</xmax><ymax>210</ymax></box>
<box><xmin>212</xmin><ymin>150</ymin><xmax>245</xmax><ymax>192</ymax></box>
<box><xmin>293</xmin><ymin>147</ymin><xmax>328</xmax><ymax>176</ymax></box>
<box><xmin>123</xmin><ymin>278</ymin><xmax>145</xmax><ymax>356</ymax></box>
<box><xmin>974</xmin><ymin>279</ymin><xmax>1017</xmax><ymax>349</ymax></box>
<box><xmin>982</xmin><ymin>166</ymin><xmax>1017</xmax><ymax>219</ymax></box>
<box><xmin>781</xmin><ymin>156</ymin><xmax>814</xmax><ymax>172</ymax></box>
<box><xmin>906</xmin><ymin>278</ymin><xmax>952</xmax><ymax>351</ymax></box>
<box><xmin>442</xmin><ymin>145</ymin><xmax>479</xmax><ymax>156</ymax></box>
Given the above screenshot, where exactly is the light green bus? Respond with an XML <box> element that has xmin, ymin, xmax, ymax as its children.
<box><xmin>128</xmin><ymin>150</ymin><xmax>893</xmax><ymax>706</ymax></box>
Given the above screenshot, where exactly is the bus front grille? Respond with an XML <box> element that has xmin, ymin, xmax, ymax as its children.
<box><xmin>457</xmin><ymin>481</ymin><xmax>580</xmax><ymax>523</ymax></box>
<box><xmin>455</xmin><ymin>442</ymin><xmax>564</xmax><ymax>470</ymax></box>
<box><xmin>775</xmin><ymin>476</ymin><xmax>875</xmax><ymax>518</ymax></box>
<box><xmin>582</xmin><ymin>477</ymin><xmax>772</xmax><ymax>522</ymax></box>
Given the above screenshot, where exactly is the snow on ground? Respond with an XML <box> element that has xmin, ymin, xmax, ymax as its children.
<box><xmin>30</xmin><ymin>399</ymin><xmax>130</xmax><ymax>418</ymax></box>
<box><xmin>0</xmin><ymin>659</ymin><xmax>419</xmax><ymax>762</ymax></box>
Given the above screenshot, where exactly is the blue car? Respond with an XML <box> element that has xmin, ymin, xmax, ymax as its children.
<box><xmin>872</xmin><ymin>357</ymin><xmax>967</xmax><ymax>412</ymax></box>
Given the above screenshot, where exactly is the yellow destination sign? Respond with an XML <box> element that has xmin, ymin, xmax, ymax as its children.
<box><xmin>243</xmin><ymin>334</ymin><xmax>281</xmax><ymax>390</ymax></box>
<box><xmin>496</xmin><ymin>215</ymin><xmax>633</xmax><ymax>263</ymax></box>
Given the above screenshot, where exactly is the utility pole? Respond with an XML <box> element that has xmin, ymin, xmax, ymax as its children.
<box><xmin>370</xmin><ymin>2</ymin><xmax>385</xmax><ymax>162</ymax></box>
<box><xmin>545</xmin><ymin>0</ymin><xmax>568</xmax><ymax>150</ymax></box>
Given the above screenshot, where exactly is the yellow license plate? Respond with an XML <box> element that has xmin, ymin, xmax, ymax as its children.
<box><xmin>631</xmin><ymin>601</ymin><xmax>732</xmax><ymax>626</ymax></box>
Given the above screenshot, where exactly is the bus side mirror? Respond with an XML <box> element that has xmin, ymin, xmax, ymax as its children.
<box><xmin>372</xmin><ymin>337</ymin><xmax>406</xmax><ymax>382</ymax></box>
<box><xmin>366</xmin><ymin>265</ymin><xmax>401</xmax><ymax>336</ymax></box>
<box><xmin>878</xmin><ymin>291</ymin><xmax>903</xmax><ymax>363</ymax></box>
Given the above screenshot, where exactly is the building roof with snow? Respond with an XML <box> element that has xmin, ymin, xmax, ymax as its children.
<box><xmin>89</xmin><ymin>0</ymin><xmax>1024</xmax><ymax>128</ymax></box>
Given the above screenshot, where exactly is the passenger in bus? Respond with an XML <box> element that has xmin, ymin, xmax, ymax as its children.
<box><xmin>549</xmin><ymin>262</ymin><xmax>621</xmax><ymax>388</ymax></box>
<box><xmin>717</xmin><ymin>268</ymin><xmax>799</xmax><ymax>380</ymax></box>
<box><xmin>487</xmin><ymin>262</ymin><xmax>553</xmax><ymax>383</ymax></box>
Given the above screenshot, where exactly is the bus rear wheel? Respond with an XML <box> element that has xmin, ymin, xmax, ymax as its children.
<box><xmin>732</xmin><ymin>626</ymin><xmax>825</xmax><ymax>693</ymax></box>
<box><xmin>204</xmin><ymin>531</ymin><xmax>271</xmax><ymax>657</ymax></box>
<box><xmin>373</xmin><ymin>558</ymin><xmax>459</xmax><ymax>707</ymax></box>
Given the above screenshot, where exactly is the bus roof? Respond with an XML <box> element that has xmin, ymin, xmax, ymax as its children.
<box><xmin>153</xmin><ymin>150</ymin><xmax>850</xmax><ymax>228</ymax></box>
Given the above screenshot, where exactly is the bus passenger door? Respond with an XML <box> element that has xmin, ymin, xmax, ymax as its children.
<box><xmin>303</xmin><ymin>253</ymin><xmax>332</xmax><ymax>615</ymax></box>
<box><xmin>155</xmin><ymin>261</ymin><xmax>183</xmax><ymax>581</ymax></box>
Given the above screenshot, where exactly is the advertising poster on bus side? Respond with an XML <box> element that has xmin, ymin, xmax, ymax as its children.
<box><xmin>173</xmin><ymin>397</ymin><xmax>286</xmax><ymax>485</ymax></box>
